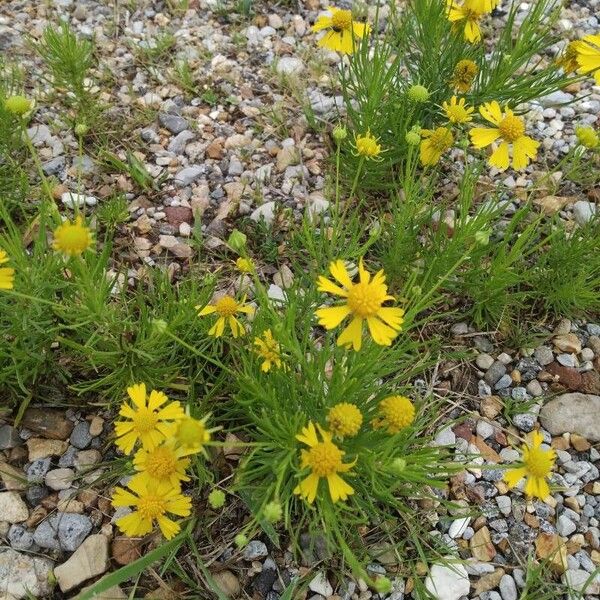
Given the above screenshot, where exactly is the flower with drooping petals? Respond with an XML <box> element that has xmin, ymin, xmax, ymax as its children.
<box><xmin>52</xmin><ymin>215</ymin><xmax>93</xmax><ymax>257</ymax></box>
<box><xmin>114</xmin><ymin>383</ymin><xmax>185</xmax><ymax>454</ymax></box>
<box><xmin>451</xmin><ymin>59</ymin><xmax>478</xmax><ymax>92</ymax></box>
<box><xmin>235</xmin><ymin>257</ymin><xmax>254</xmax><ymax>273</ymax></box>
<box><xmin>576</xmin><ymin>34</ymin><xmax>600</xmax><ymax>85</ymax></box>
<box><xmin>446</xmin><ymin>0</ymin><xmax>490</xmax><ymax>43</ymax></box>
<box><xmin>373</xmin><ymin>395</ymin><xmax>416</xmax><ymax>434</ymax></box>
<box><xmin>556</xmin><ymin>40</ymin><xmax>582</xmax><ymax>73</ymax></box>
<box><xmin>353</xmin><ymin>131</ymin><xmax>383</xmax><ymax>160</ymax></box>
<box><xmin>575</xmin><ymin>125</ymin><xmax>599</xmax><ymax>149</ymax></box>
<box><xmin>112</xmin><ymin>476</ymin><xmax>191</xmax><ymax>540</ymax></box>
<box><xmin>312</xmin><ymin>7</ymin><xmax>370</xmax><ymax>55</ymax></box>
<box><xmin>470</xmin><ymin>101</ymin><xmax>539</xmax><ymax>170</ymax></box>
<box><xmin>170</xmin><ymin>413</ymin><xmax>213</xmax><ymax>456</ymax></box>
<box><xmin>0</xmin><ymin>249</ymin><xmax>15</xmax><ymax>291</ymax></box>
<box><xmin>327</xmin><ymin>403</ymin><xmax>363</xmax><ymax>438</ymax></box>
<box><xmin>196</xmin><ymin>294</ymin><xmax>254</xmax><ymax>338</ymax></box>
<box><xmin>316</xmin><ymin>259</ymin><xmax>404</xmax><ymax>351</ymax></box>
<box><xmin>294</xmin><ymin>421</ymin><xmax>355</xmax><ymax>503</ymax></box>
<box><xmin>504</xmin><ymin>430</ymin><xmax>556</xmax><ymax>500</ymax></box>
<box><xmin>443</xmin><ymin>96</ymin><xmax>474</xmax><ymax>124</ymax></box>
<box><xmin>254</xmin><ymin>329</ymin><xmax>284</xmax><ymax>372</ymax></box>
<box><xmin>420</xmin><ymin>127</ymin><xmax>454</xmax><ymax>166</ymax></box>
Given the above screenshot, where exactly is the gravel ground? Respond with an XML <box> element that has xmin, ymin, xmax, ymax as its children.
<box><xmin>1</xmin><ymin>0</ymin><xmax>599</xmax><ymax>598</ymax></box>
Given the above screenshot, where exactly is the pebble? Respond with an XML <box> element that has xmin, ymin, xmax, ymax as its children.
<box><xmin>70</xmin><ymin>421</ymin><xmax>93</xmax><ymax>449</ymax></box>
<box><xmin>0</xmin><ymin>492</ymin><xmax>29</xmax><ymax>523</ymax></box>
<box><xmin>26</xmin><ymin>438</ymin><xmax>68</xmax><ymax>460</ymax></box>
<box><xmin>434</xmin><ymin>426</ymin><xmax>456</xmax><ymax>446</ymax></box>
<box><xmin>27</xmin><ymin>457</ymin><xmax>52</xmax><ymax>482</ymax></box>
<box><xmin>33</xmin><ymin>512</ymin><xmax>93</xmax><ymax>551</ymax></box>
<box><xmin>8</xmin><ymin>524</ymin><xmax>34</xmax><ymax>551</ymax></box>
<box><xmin>484</xmin><ymin>361</ymin><xmax>507</xmax><ymax>385</ymax></box>
<box><xmin>243</xmin><ymin>540</ymin><xmax>268</xmax><ymax>561</ymax></box>
<box><xmin>476</xmin><ymin>354</ymin><xmax>495</xmax><ymax>370</ymax></box>
<box><xmin>573</xmin><ymin>200</ymin><xmax>596</xmax><ymax>225</ymax></box>
<box><xmin>250</xmin><ymin>201</ymin><xmax>276</xmax><ymax>225</ymax></box>
<box><xmin>476</xmin><ymin>420</ymin><xmax>495</xmax><ymax>440</ymax></box>
<box><xmin>513</xmin><ymin>413</ymin><xmax>536</xmax><ymax>432</ymax></box>
<box><xmin>540</xmin><ymin>392</ymin><xmax>600</xmax><ymax>442</ymax></box>
<box><xmin>557</xmin><ymin>514</ymin><xmax>577</xmax><ymax>536</ymax></box>
<box><xmin>61</xmin><ymin>192</ymin><xmax>98</xmax><ymax>208</ymax></box>
<box><xmin>309</xmin><ymin>572</ymin><xmax>333</xmax><ymax>596</ymax></box>
<box><xmin>0</xmin><ymin>424</ymin><xmax>21</xmax><ymax>449</ymax></box>
<box><xmin>534</xmin><ymin>346</ymin><xmax>554</xmax><ymax>366</ymax></box>
<box><xmin>276</xmin><ymin>56</ymin><xmax>304</xmax><ymax>75</ymax></box>
<box><xmin>0</xmin><ymin>548</ymin><xmax>54</xmax><ymax>598</ymax></box>
<box><xmin>158</xmin><ymin>112</ymin><xmax>188</xmax><ymax>134</ymax></box>
<box><xmin>499</xmin><ymin>574</ymin><xmax>517</xmax><ymax>600</ymax></box>
<box><xmin>22</xmin><ymin>409</ymin><xmax>73</xmax><ymax>440</ymax></box>
<box><xmin>45</xmin><ymin>468</ymin><xmax>75</xmax><ymax>491</ymax></box>
<box><xmin>448</xmin><ymin>517</ymin><xmax>471</xmax><ymax>538</ymax></box>
<box><xmin>496</xmin><ymin>496</ymin><xmax>512</xmax><ymax>516</ymax></box>
<box><xmin>526</xmin><ymin>379</ymin><xmax>543</xmax><ymax>397</ymax></box>
<box><xmin>54</xmin><ymin>534</ymin><xmax>109</xmax><ymax>592</ymax></box>
<box><xmin>495</xmin><ymin>374</ymin><xmax>513</xmax><ymax>389</ymax></box>
<box><xmin>174</xmin><ymin>165</ymin><xmax>204</xmax><ymax>187</ymax></box>
<box><xmin>424</xmin><ymin>561</ymin><xmax>470</xmax><ymax>600</ymax></box>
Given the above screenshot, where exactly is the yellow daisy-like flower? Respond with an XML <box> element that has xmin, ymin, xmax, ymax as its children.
<box><xmin>52</xmin><ymin>215</ymin><xmax>93</xmax><ymax>257</ymax></box>
<box><xmin>169</xmin><ymin>413</ymin><xmax>212</xmax><ymax>456</ymax></box>
<box><xmin>353</xmin><ymin>131</ymin><xmax>383</xmax><ymax>160</ymax></box>
<box><xmin>112</xmin><ymin>476</ymin><xmax>192</xmax><ymax>540</ymax></box>
<box><xmin>373</xmin><ymin>395</ymin><xmax>416</xmax><ymax>434</ymax></box>
<box><xmin>235</xmin><ymin>257</ymin><xmax>254</xmax><ymax>273</ymax></box>
<box><xmin>451</xmin><ymin>59</ymin><xmax>478</xmax><ymax>92</ymax></box>
<box><xmin>575</xmin><ymin>125</ymin><xmax>599</xmax><ymax>149</ymax></box>
<box><xmin>556</xmin><ymin>40</ymin><xmax>583</xmax><ymax>73</ymax></box>
<box><xmin>420</xmin><ymin>127</ymin><xmax>454</xmax><ymax>166</ymax></box>
<box><xmin>133</xmin><ymin>442</ymin><xmax>191</xmax><ymax>487</ymax></box>
<box><xmin>446</xmin><ymin>0</ymin><xmax>489</xmax><ymax>43</ymax></box>
<box><xmin>114</xmin><ymin>383</ymin><xmax>185</xmax><ymax>455</ymax></box>
<box><xmin>196</xmin><ymin>294</ymin><xmax>254</xmax><ymax>338</ymax></box>
<box><xmin>327</xmin><ymin>403</ymin><xmax>363</xmax><ymax>438</ymax></box>
<box><xmin>470</xmin><ymin>102</ymin><xmax>539</xmax><ymax>170</ymax></box>
<box><xmin>294</xmin><ymin>421</ymin><xmax>356</xmax><ymax>504</ymax></box>
<box><xmin>576</xmin><ymin>34</ymin><xmax>600</xmax><ymax>85</ymax></box>
<box><xmin>504</xmin><ymin>430</ymin><xmax>556</xmax><ymax>500</ymax></box>
<box><xmin>312</xmin><ymin>7</ymin><xmax>370</xmax><ymax>55</ymax></box>
<box><xmin>443</xmin><ymin>96</ymin><xmax>474</xmax><ymax>124</ymax></box>
<box><xmin>254</xmin><ymin>329</ymin><xmax>284</xmax><ymax>372</ymax></box>
<box><xmin>0</xmin><ymin>249</ymin><xmax>15</xmax><ymax>291</ymax></box>
<box><xmin>316</xmin><ymin>259</ymin><xmax>405</xmax><ymax>352</ymax></box>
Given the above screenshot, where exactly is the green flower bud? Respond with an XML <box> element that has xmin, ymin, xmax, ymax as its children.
<box><xmin>263</xmin><ymin>501</ymin><xmax>283</xmax><ymax>523</ymax></box>
<box><xmin>407</xmin><ymin>85</ymin><xmax>429</xmax><ymax>103</ymax></box>
<box><xmin>405</xmin><ymin>130</ymin><xmax>421</xmax><ymax>146</ymax></box>
<box><xmin>4</xmin><ymin>95</ymin><xmax>33</xmax><ymax>116</ymax></box>
<box><xmin>234</xmin><ymin>533</ymin><xmax>248</xmax><ymax>548</ymax></box>
<box><xmin>373</xmin><ymin>576</ymin><xmax>392</xmax><ymax>594</ymax></box>
<box><xmin>208</xmin><ymin>489</ymin><xmax>226</xmax><ymax>509</ymax></box>
<box><xmin>227</xmin><ymin>229</ymin><xmax>247</xmax><ymax>253</ymax></box>
<box><xmin>390</xmin><ymin>457</ymin><xmax>407</xmax><ymax>474</ymax></box>
<box><xmin>575</xmin><ymin>125</ymin><xmax>599</xmax><ymax>149</ymax></box>
<box><xmin>74</xmin><ymin>122</ymin><xmax>89</xmax><ymax>136</ymax></box>
<box><xmin>475</xmin><ymin>229</ymin><xmax>490</xmax><ymax>246</ymax></box>
<box><xmin>151</xmin><ymin>319</ymin><xmax>168</xmax><ymax>335</ymax></box>
<box><xmin>332</xmin><ymin>125</ymin><xmax>348</xmax><ymax>143</ymax></box>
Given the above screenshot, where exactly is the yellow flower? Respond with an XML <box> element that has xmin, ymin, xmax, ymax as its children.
<box><xmin>316</xmin><ymin>259</ymin><xmax>405</xmax><ymax>351</ymax></box>
<box><xmin>373</xmin><ymin>395</ymin><xmax>415</xmax><ymax>434</ymax></box>
<box><xmin>254</xmin><ymin>329</ymin><xmax>284</xmax><ymax>372</ymax></box>
<box><xmin>196</xmin><ymin>294</ymin><xmax>254</xmax><ymax>338</ymax></box>
<box><xmin>556</xmin><ymin>40</ymin><xmax>582</xmax><ymax>73</ymax></box>
<box><xmin>420</xmin><ymin>127</ymin><xmax>454</xmax><ymax>166</ymax></box>
<box><xmin>443</xmin><ymin>96</ymin><xmax>474</xmax><ymax>124</ymax></box>
<box><xmin>312</xmin><ymin>7</ymin><xmax>370</xmax><ymax>55</ymax></box>
<box><xmin>446</xmin><ymin>0</ymin><xmax>488</xmax><ymax>43</ymax></box>
<box><xmin>133</xmin><ymin>442</ymin><xmax>190</xmax><ymax>487</ymax></box>
<box><xmin>353</xmin><ymin>131</ymin><xmax>383</xmax><ymax>160</ymax></box>
<box><xmin>504</xmin><ymin>430</ymin><xmax>556</xmax><ymax>500</ymax></box>
<box><xmin>575</xmin><ymin>125</ymin><xmax>599</xmax><ymax>149</ymax></box>
<box><xmin>236</xmin><ymin>257</ymin><xmax>254</xmax><ymax>273</ymax></box>
<box><xmin>52</xmin><ymin>215</ymin><xmax>93</xmax><ymax>257</ymax></box>
<box><xmin>114</xmin><ymin>383</ymin><xmax>185</xmax><ymax>454</ymax></box>
<box><xmin>294</xmin><ymin>421</ymin><xmax>355</xmax><ymax>504</ymax></box>
<box><xmin>576</xmin><ymin>34</ymin><xmax>600</xmax><ymax>85</ymax></box>
<box><xmin>470</xmin><ymin>101</ymin><xmax>539</xmax><ymax>170</ymax></box>
<box><xmin>327</xmin><ymin>403</ymin><xmax>363</xmax><ymax>438</ymax></box>
<box><xmin>0</xmin><ymin>249</ymin><xmax>15</xmax><ymax>291</ymax></box>
<box><xmin>170</xmin><ymin>414</ymin><xmax>212</xmax><ymax>456</ymax></box>
<box><xmin>112</xmin><ymin>476</ymin><xmax>191</xmax><ymax>540</ymax></box>
<box><xmin>451</xmin><ymin>59</ymin><xmax>478</xmax><ymax>92</ymax></box>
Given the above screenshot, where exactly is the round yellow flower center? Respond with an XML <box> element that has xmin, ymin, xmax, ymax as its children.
<box><xmin>214</xmin><ymin>296</ymin><xmax>238</xmax><ymax>317</ymax></box>
<box><xmin>133</xmin><ymin>408</ymin><xmax>158</xmax><ymax>433</ymax></box>
<box><xmin>306</xmin><ymin>441</ymin><xmax>344</xmax><ymax>477</ymax></box>
<box><xmin>428</xmin><ymin>127</ymin><xmax>454</xmax><ymax>152</ymax></box>
<box><xmin>331</xmin><ymin>9</ymin><xmax>352</xmax><ymax>31</ymax></box>
<box><xmin>347</xmin><ymin>281</ymin><xmax>386</xmax><ymax>318</ymax></box>
<box><xmin>524</xmin><ymin>446</ymin><xmax>554</xmax><ymax>478</ymax></box>
<box><xmin>145</xmin><ymin>447</ymin><xmax>178</xmax><ymax>480</ymax></box>
<box><xmin>378</xmin><ymin>395</ymin><xmax>415</xmax><ymax>432</ymax></box>
<box><xmin>55</xmin><ymin>222</ymin><xmax>91</xmax><ymax>255</ymax></box>
<box><xmin>498</xmin><ymin>114</ymin><xmax>525</xmax><ymax>142</ymax></box>
<box><xmin>137</xmin><ymin>494</ymin><xmax>167</xmax><ymax>520</ymax></box>
<box><xmin>355</xmin><ymin>134</ymin><xmax>381</xmax><ymax>158</ymax></box>
<box><xmin>177</xmin><ymin>418</ymin><xmax>208</xmax><ymax>447</ymax></box>
<box><xmin>327</xmin><ymin>403</ymin><xmax>363</xmax><ymax>438</ymax></box>
<box><xmin>446</xmin><ymin>104</ymin><xmax>469</xmax><ymax>123</ymax></box>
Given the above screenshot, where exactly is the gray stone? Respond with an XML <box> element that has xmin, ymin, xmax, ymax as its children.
<box><xmin>539</xmin><ymin>393</ymin><xmax>600</xmax><ymax>442</ymax></box>
<box><xmin>174</xmin><ymin>165</ymin><xmax>204</xmax><ymax>187</ymax></box>
<box><xmin>526</xmin><ymin>379</ymin><xmax>543</xmax><ymax>397</ymax></box>
<box><xmin>534</xmin><ymin>346</ymin><xmax>554</xmax><ymax>366</ymax></box>
<box><xmin>158</xmin><ymin>112</ymin><xmax>188</xmax><ymax>134</ymax></box>
<box><xmin>476</xmin><ymin>420</ymin><xmax>495</xmax><ymax>439</ymax></box>
<box><xmin>0</xmin><ymin>548</ymin><xmax>54</xmax><ymax>598</ymax></box>
<box><xmin>434</xmin><ymin>426</ymin><xmax>456</xmax><ymax>446</ymax></box>
<box><xmin>448</xmin><ymin>517</ymin><xmax>471</xmax><ymax>539</ymax></box>
<box><xmin>496</xmin><ymin>496</ymin><xmax>512</xmax><ymax>516</ymax></box>
<box><xmin>168</xmin><ymin>130</ymin><xmax>195</xmax><ymax>153</ymax></box>
<box><xmin>539</xmin><ymin>90</ymin><xmax>574</xmax><ymax>106</ymax></box>
<box><xmin>484</xmin><ymin>361</ymin><xmax>507</xmax><ymax>385</ymax></box>
<box><xmin>499</xmin><ymin>574</ymin><xmax>517</xmax><ymax>600</ymax></box>
<box><xmin>513</xmin><ymin>413</ymin><xmax>536</xmax><ymax>432</ymax></box>
<box><xmin>573</xmin><ymin>201</ymin><xmax>596</xmax><ymax>226</ymax></box>
<box><xmin>33</xmin><ymin>512</ymin><xmax>92</xmax><ymax>551</ymax></box>
<box><xmin>562</xmin><ymin>569</ymin><xmax>600</xmax><ymax>594</ymax></box>
<box><xmin>27</xmin><ymin>124</ymin><xmax>52</xmax><ymax>145</ymax></box>
<box><xmin>557</xmin><ymin>514</ymin><xmax>577</xmax><ymax>536</ymax></box>
<box><xmin>276</xmin><ymin>56</ymin><xmax>304</xmax><ymax>76</ymax></box>
<box><xmin>45</xmin><ymin>468</ymin><xmax>75</xmax><ymax>491</ymax></box>
<box><xmin>243</xmin><ymin>540</ymin><xmax>268</xmax><ymax>561</ymax></box>
<box><xmin>511</xmin><ymin>387</ymin><xmax>530</xmax><ymax>401</ymax></box>
<box><xmin>26</xmin><ymin>457</ymin><xmax>52</xmax><ymax>482</ymax></box>
<box><xmin>70</xmin><ymin>421</ymin><xmax>92</xmax><ymax>449</ymax></box>
<box><xmin>308</xmin><ymin>572</ymin><xmax>333</xmax><ymax>596</ymax></box>
<box><xmin>557</xmin><ymin>353</ymin><xmax>576</xmax><ymax>367</ymax></box>
<box><xmin>476</xmin><ymin>354</ymin><xmax>495</xmax><ymax>370</ymax></box>
<box><xmin>42</xmin><ymin>156</ymin><xmax>66</xmax><ymax>175</ymax></box>
<box><xmin>309</xmin><ymin>90</ymin><xmax>344</xmax><ymax>117</ymax></box>
<box><xmin>0</xmin><ymin>424</ymin><xmax>21</xmax><ymax>449</ymax></box>
<box><xmin>26</xmin><ymin>485</ymin><xmax>49</xmax><ymax>506</ymax></box>
<box><xmin>8</xmin><ymin>524</ymin><xmax>33</xmax><ymax>550</ymax></box>
<box><xmin>495</xmin><ymin>374</ymin><xmax>513</xmax><ymax>389</ymax></box>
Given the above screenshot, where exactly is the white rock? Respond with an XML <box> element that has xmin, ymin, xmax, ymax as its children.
<box><xmin>54</xmin><ymin>534</ymin><xmax>109</xmax><ymax>592</ymax></box>
<box><xmin>573</xmin><ymin>201</ymin><xmax>596</xmax><ymax>226</ymax></box>
<box><xmin>476</xmin><ymin>353</ymin><xmax>494</xmax><ymax>370</ymax></box>
<box><xmin>433</xmin><ymin>426</ymin><xmax>456</xmax><ymax>446</ymax></box>
<box><xmin>61</xmin><ymin>192</ymin><xmax>97</xmax><ymax>208</ymax></box>
<box><xmin>425</xmin><ymin>560</ymin><xmax>470</xmax><ymax>600</ymax></box>
<box><xmin>309</xmin><ymin>571</ymin><xmax>333</xmax><ymax>596</ymax></box>
<box><xmin>45</xmin><ymin>468</ymin><xmax>74</xmax><ymax>491</ymax></box>
<box><xmin>276</xmin><ymin>57</ymin><xmax>304</xmax><ymax>76</ymax></box>
<box><xmin>448</xmin><ymin>517</ymin><xmax>471</xmax><ymax>539</ymax></box>
<box><xmin>0</xmin><ymin>548</ymin><xmax>54</xmax><ymax>598</ymax></box>
<box><xmin>0</xmin><ymin>492</ymin><xmax>28</xmax><ymax>523</ymax></box>
<box><xmin>250</xmin><ymin>201</ymin><xmax>276</xmax><ymax>225</ymax></box>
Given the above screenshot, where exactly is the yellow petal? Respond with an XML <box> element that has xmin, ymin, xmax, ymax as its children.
<box><xmin>127</xmin><ymin>383</ymin><xmax>147</xmax><ymax>408</ymax></box>
<box><xmin>316</xmin><ymin>305</ymin><xmax>351</xmax><ymax>329</ymax></box>
<box><xmin>156</xmin><ymin>401</ymin><xmax>184</xmax><ymax>421</ymax></box>
<box><xmin>157</xmin><ymin>515</ymin><xmax>180</xmax><ymax>540</ymax></box>
<box><xmin>479</xmin><ymin>101</ymin><xmax>503</xmax><ymax>125</ymax></box>
<box><xmin>209</xmin><ymin>316</ymin><xmax>226</xmax><ymax>337</ymax></box>
<box><xmin>470</xmin><ymin>127</ymin><xmax>500</xmax><ymax>148</ymax></box>
<box><xmin>148</xmin><ymin>390</ymin><xmax>168</xmax><ymax>412</ymax></box>
<box><xmin>197</xmin><ymin>304</ymin><xmax>216</xmax><ymax>316</ymax></box>
<box><xmin>115</xmin><ymin>431</ymin><xmax>138</xmax><ymax>455</ymax></box>
<box><xmin>366</xmin><ymin>316</ymin><xmax>398</xmax><ymax>346</ymax></box>
<box><xmin>489</xmin><ymin>141</ymin><xmax>510</xmax><ymax>170</ymax></box>
<box><xmin>464</xmin><ymin>19</ymin><xmax>481</xmax><ymax>43</ymax></box>
<box><xmin>327</xmin><ymin>473</ymin><xmax>354</xmax><ymax>502</ymax></box>
<box><xmin>296</xmin><ymin>422</ymin><xmax>319</xmax><ymax>447</ymax></box>
<box><xmin>317</xmin><ymin>276</ymin><xmax>349</xmax><ymax>297</ymax></box>
<box><xmin>337</xmin><ymin>317</ymin><xmax>363</xmax><ymax>351</ymax></box>
<box><xmin>504</xmin><ymin>466</ymin><xmax>527</xmax><ymax>488</ymax></box>
<box><xmin>312</xmin><ymin>14</ymin><xmax>333</xmax><ymax>32</ymax></box>
<box><xmin>294</xmin><ymin>473</ymin><xmax>320</xmax><ymax>504</ymax></box>
<box><xmin>329</xmin><ymin>260</ymin><xmax>353</xmax><ymax>288</ymax></box>
<box><xmin>376</xmin><ymin>306</ymin><xmax>405</xmax><ymax>330</ymax></box>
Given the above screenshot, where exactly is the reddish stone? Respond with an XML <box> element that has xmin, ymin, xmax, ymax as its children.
<box><xmin>452</xmin><ymin>422</ymin><xmax>473</xmax><ymax>441</ymax></box>
<box><xmin>580</xmin><ymin>370</ymin><xmax>600</xmax><ymax>394</ymax></box>
<box><xmin>21</xmin><ymin>408</ymin><xmax>73</xmax><ymax>440</ymax></box>
<box><xmin>545</xmin><ymin>362</ymin><xmax>582</xmax><ymax>391</ymax></box>
<box><xmin>164</xmin><ymin>206</ymin><xmax>193</xmax><ymax>227</ymax></box>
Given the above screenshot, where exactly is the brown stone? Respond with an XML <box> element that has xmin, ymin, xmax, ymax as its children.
<box><xmin>545</xmin><ymin>362</ymin><xmax>582</xmax><ymax>391</ymax></box>
<box><xmin>0</xmin><ymin>461</ymin><xmax>26</xmax><ymax>491</ymax></box>
<box><xmin>553</xmin><ymin>333</ymin><xmax>582</xmax><ymax>354</ymax></box>
<box><xmin>211</xmin><ymin>570</ymin><xmax>241</xmax><ymax>597</ymax></box>
<box><xmin>164</xmin><ymin>206</ymin><xmax>193</xmax><ymax>227</ymax></box>
<box><xmin>570</xmin><ymin>433</ymin><xmax>591</xmax><ymax>452</ymax></box>
<box><xmin>26</xmin><ymin>505</ymin><xmax>47</xmax><ymax>528</ymax></box>
<box><xmin>452</xmin><ymin>422</ymin><xmax>473</xmax><ymax>442</ymax></box>
<box><xmin>206</xmin><ymin>139</ymin><xmax>224</xmax><ymax>159</ymax></box>
<box><xmin>89</xmin><ymin>416</ymin><xmax>104</xmax><ymax>437</ymax></box>
<box><xmin>472</xmin><ymin>436</ymin><xmax>502</xmax><ymax>463</ymax></box>
<box><xmin>534</xmin><ymin>195</ymin><xmax>575</xmax><ymax>215</ymax></box>
<box><xmin>535</xmin><ymin>533</ymin><xmax>568</xmax><ymax>573</ymax></box>
<box><xmin>470</xmin><ymin>526</ymin><xmax>496</xmax><ymax>562</ymax></box>
<box><xmin>580</xmin><ymin>370</ymin><xmax>600</xmax><ymax>394</ymax></box>
<box><xmin>551</xmin><ymin>436</ymin><xmax>570</xmax><ymax>450</ymax></box>
<box><xmin>474</xmin><ymin>568</ymin><xmax>505</xmax><ymax>595</ymax></box>
<box><xmin>26</xmin><ymin>438</ymin><xmax>69</xmax><ymax>461</ymax></box>
<box><xmin>480</xmin><ymin>396</ymin><xmax>503</xmax><ymax>420</ymax></box>
<box><xmin>112</xmin><ymin>536</ymin><xmax>145</xmax><ymax>565</ymax></box>
<box><xmin>22</xmin><ymin>409</ymin><xmax>73</xmax><ymax>440</ymax></box>
<box><xmin>524</xmin><ymin>513</ymin><xmax>540</xmax><ymax>528</ymax></box>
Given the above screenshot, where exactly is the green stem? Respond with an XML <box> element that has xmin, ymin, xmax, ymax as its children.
<box><xmin>165</xmin><ymin>330</ymin><xmax>234</xmax><ymax>375</ymax></box>
<box><xmin>3</xmin><ymin>289</ymin><xmax>62</xmax><ymax>309</ymax></box>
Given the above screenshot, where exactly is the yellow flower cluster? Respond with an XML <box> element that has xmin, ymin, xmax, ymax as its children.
<box><xmin>112</xmin><ymin>383</ymin><xmax>213</xmax><ymax>539</ymax></box>
<box><xmin>295</xmin><ymin>396</ymin><xmax>416</xmax><ymax>504</ymax></box>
